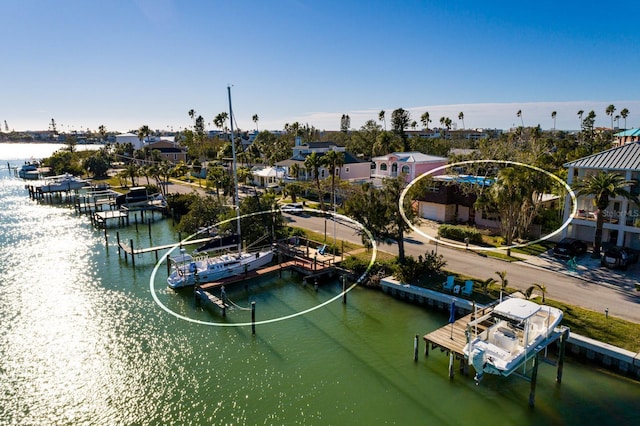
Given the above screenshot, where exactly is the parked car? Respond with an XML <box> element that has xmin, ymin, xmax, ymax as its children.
<box><xmin>553</xmin><ymin>238</ymin><xmax>587</xmax><ymax>259</ymax></box>
<box><xmin>600</xmin><ymin>247</ymin><xmax>639</xmax><ymax>270</ymax></box>
<box><xmin>280</xmin><ymin>202</ymin><xmax>304</xmax><ymax>214</ymax></box>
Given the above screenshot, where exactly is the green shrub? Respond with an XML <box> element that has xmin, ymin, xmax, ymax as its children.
<box><xmin>438</xmin><ymin>224</ymin><xmax>483</xmax><ymax>244</ymax></box>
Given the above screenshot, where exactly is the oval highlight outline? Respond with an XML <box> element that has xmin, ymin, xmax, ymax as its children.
<box><xmin>149</xmin><ymin>208</ymin><xmax>377</xmax><ymax>326</ymax></box>
<box><xmin>399</xmin><ymin>159</ymin><xmax>577</xmax><ymax>251</ymax></box>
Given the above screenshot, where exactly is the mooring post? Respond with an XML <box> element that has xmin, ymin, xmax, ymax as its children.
<box><xmin>557</xmin><ymin>328</ymin><xmax>569</xmax><ymax>384</ymax></box>
<box><xmin>529</xmin><ymin>352</ymin><xmax>540</xmax><ymax>408</ymax></box>
<box><xmin>448</xmin><ymin>351</ymin><xmax>455</xmax><ymax>380</ymax></box>
<box><xmin>171</xmin><ymin>207</ymin><xmax>175</xmax><ymax>226</ymax></box>
<box><xmin>342</xmin><ymin>275</ymin><xmax>347</xmax><ymax>304</ymax></box>
<box><xmin>178</xmin><ymin>232</ymin><xmax>182</xmax><ymax>250</ymax></box>
<box><xmin>414</xmin><ymin>334</ymin><xmax>419</xmax><ymax>362</ymax></box>
<box><xmin>103</xmin><ymin>226</ymin><xmax>108</xmax><ymax>249</ymax></box>
<box><xmin>134</xmin><ymin>213</ymin><xmax>138</xmax><ymax>232</ymax></box>
<box><xmin>116</xmin><ymin>232</ymin><xmax>121</xmax><ymax>256</ymax></box>
<box><xmin>425</xmin><ymin>339</ymin><xmax>429</xmax><ymax>357</ymax></box>
<box><xmin>251</xmin><ymin>301</ymin><xmax>256</xmax><ymax>335</ymax></box>
<box><xmin>130</xmin><ymin>239</ymin><xmax>135</xmax><ymax>267</ymax></box>
<box><xmin>148</xmin><ymin>218</ymin><xmax>152</xmax><ymax>241</ymax></box>
<box><xmin>167</xmin><ymin>254</ymin><xmax>171</xmax><ymax>275</ymax></box>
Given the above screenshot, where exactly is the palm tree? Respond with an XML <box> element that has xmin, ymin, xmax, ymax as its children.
<box><xmin>378</xmin><ymin>110</ymin><xmax>386</xmax><ymax>130</ymax></box>
<box><xmin>516</xmin><ymin>110</ymin><xmax>524</xmax><ymax>127</ymax></box>
<box><xmin>458</xmin><ymin>112</ymin><xmax>465</xmax><ymax>129</ymax></box>
<box><xmin>304</xmin><ymin>152</ymin><xmax>325</xmax><ymax>211</ymax></box>
<box><xmin>214</xmin><ymin>112</ymin><xmax>229</xmax><ymax>131</ymax></box>
<box><xmin>495</xmin><ymin>270</ymin><xmax>508</xmax><ymax>302</ymax></box>
<box><xmin>252</xmin><ymin>114</ymin><xmax>259</xmax><ymax>131</ymax></box>
<box><xmin>289</xmin><ymin>163</ymin><xmax>300</xmax><ymax>180</ymax></box>
<box><xmin>573</xmin><ymin>172</ymin><xmax>639</xmax><ymax>257</ymax></box>
<box><xmin>420</xmin><ymin>112</ymin><xmax>431</xmax><ymax>130</ymax></box>
<box><xmin>551</xmin><ymin>111</ymin><xmax>557</xmax><ymax>132</ymax></box>
<box><xmin>479</xmin><ymin>277</ymin><xmax>496</xmax><ymax>295</ymax></box>
<box><xmin>137</xmin><ymin>125</ymin><xmax>151</xmax><ymax>146</ymax></box>
<box><xmin>322</xmin><ymin>150</ymin><xmax>344</xmax><ymax>209</ymax></box>
<box><xmin>620</xmin><ymin>108</ymin><xmax>630</xmax><ymax>129</ymax></box>
<box><xmin>525</xmin><ymin>284</ymin><xmax>547</xmax><ymax>302</ymax></box>
<box><xmin>606</xmin><ymin>104</ymin><xmax>616</xmax><ymax>130</ymax></box>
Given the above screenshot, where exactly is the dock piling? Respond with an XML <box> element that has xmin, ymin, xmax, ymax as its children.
<box><xmin>130</xmin><ymin>239</ymin><xmax>135</xmax><ymax>267</ymax></box>
<box><xmin>414</xmin><ymin>334</ymin><xmax>419</xmax><ymax>362</ymax></box>
<box><xmin>251</xmin><ymin>301</ymin><xmax>256</xmax><ymax>335</ymax></box>
<box><xmin>529</xmin><ymin>353</ymin><xmax>540</xmax><ymax>408</ymax></box>
<box><xmin>342</xmin><ymin>275</ymin><xmax>347</xmax><ymax>304</ymax></box>
<box><xmin>557</xmin><ymin>328</ymin><xmax>569</xmax><ymax>384</ymax></box>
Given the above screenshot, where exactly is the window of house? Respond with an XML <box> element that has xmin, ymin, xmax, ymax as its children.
<box><xmin>401</xmin><ymin>165</ymin><xmax>410</xmax><ymax>174</ymax></box>
<box><xmin>345</xmin><ymin>167</ymin><xmax>350</xmax><ymax>174</ymax></box>
<box><xmin>380</xmin><ymin>163</ymin><xmax>387</xmax><ymax>171</ymax></box>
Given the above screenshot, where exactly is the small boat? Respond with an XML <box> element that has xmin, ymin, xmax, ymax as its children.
<box><xmin>464</xmin><ymin>298</ymin><xmax>563</xmax><ymax>383</ymax></box>
<box><xmin>167</xmin><ymin>248</ymin><xmax>274</xmax><ymax>289</ymax></box>
<box><xmin>115</xmin><ymin>187</ymin><xmax>167</xmax><ymax>209</ymax></box>
<box><xmin>17</xmin><ymin>162</ymin><xmax>40</xmax><ymax>180</ymax></box>
<box><xmin>37</xmin><ymin>173</ymin><xmax>88</xmax><ymax>193</ymax></box>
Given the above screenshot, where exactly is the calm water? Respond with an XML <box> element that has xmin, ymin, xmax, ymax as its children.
<box><xmin>1</xmin><ymin>143</ymin><xmax>639</xmax><ymax>425</ymax></box>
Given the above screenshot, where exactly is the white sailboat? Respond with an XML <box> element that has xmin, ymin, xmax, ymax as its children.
<box><xmin>167</xmin><ymin>87</ymin><xmax>274</xmax><ymax>289</ymax></box>
<box><xmin>463</xmin><ymin>298</ymin><xmax>563</xmax><ymax>383</ymax></box>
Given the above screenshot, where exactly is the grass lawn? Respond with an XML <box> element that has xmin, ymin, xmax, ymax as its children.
<box><xmin>541</xmin><ymin>298</ymin><xmax>640</xmax><ymax>353</ymax></box>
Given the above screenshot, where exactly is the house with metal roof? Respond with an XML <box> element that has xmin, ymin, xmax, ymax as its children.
<box><xmin>276</xmin><ymin>137</ymin><xmax>370</xmax><ymax>182</ymax></box>
<box><xmin>613</xmin><ymin>128</ymin><xmax>640</xmax><ymax>147</ymax></box>
<box><xmin>562</xmin><ymin>142</ymin><xmax>640</xmax><ymax>250</ymax></box>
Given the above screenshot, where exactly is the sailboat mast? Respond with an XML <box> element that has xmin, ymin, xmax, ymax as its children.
<box><xmin>227</xmin><ymin>86</ymin><xmax>241</xmax><ymax>253</ymax></box>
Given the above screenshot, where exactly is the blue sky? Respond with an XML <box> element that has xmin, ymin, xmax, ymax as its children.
<box><xmin>2</xmin><ymin>0</ymin><xmax>639</xmax><ymax>134</ymax></box>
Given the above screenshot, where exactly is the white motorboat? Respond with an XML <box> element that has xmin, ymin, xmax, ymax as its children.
<box><xmin>464</xmin><ymin>298</ymin><xmax>563</xmax><ymax>383</ymax></box>
<box><xmin>37</xmin><ymin>173</ymin><xmax>88</xmax><ymax>193</ymax></box>
<box><xmin>167</xmin><ymin>248</ymin><xmax>274</xmax><ymax>289</ymax></box>
<box><xmin>17</xmin><ymin>162</ymin><xmax>40</xmax><ymax>180</ymax></box>
<box><xmin>167</xmin><ymin>86</ymin><xmax>275</xmax><ymax>289</ymax></box>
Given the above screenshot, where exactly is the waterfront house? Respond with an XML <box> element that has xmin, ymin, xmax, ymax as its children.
<box><xmin>562</xmin><ymin>142</ymin><xmax>640</xmax><ymax>250</ymax></box>
<box><xmin>371</xmin><ymin>152</ymin><xmax>447</xmax><ymax>185</ymax></box>
<box><xmin>276</xmin><ymin>138</ymin><xmax>370</xmax><ymax>182</ymax></box>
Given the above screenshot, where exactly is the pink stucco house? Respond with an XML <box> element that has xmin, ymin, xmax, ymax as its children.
<box><xmin>371</xmin><ymin>151</ymin><xmax>447</xmax><ymax>184</ymax></box>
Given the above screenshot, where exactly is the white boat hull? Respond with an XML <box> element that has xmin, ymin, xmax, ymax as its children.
<box><xmin>167</xmin><ymin>249</ymin><xmax>274</xmax><ymax>289</ymax></box>
<box><xmin>464</xmin><ymin>299</ymin><xmax>563</xmax><ymax>382</ymax></box>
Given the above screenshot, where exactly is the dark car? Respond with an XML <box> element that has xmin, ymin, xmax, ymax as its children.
<box><xmin>601</xmin><ymin>247</ymin><xmax>639</xmax><ymax>270</ymax></box>
<box><xmin>553</xmin><ymin>238</ymin><xmax>587</xmax><ymax>259</ymax></box>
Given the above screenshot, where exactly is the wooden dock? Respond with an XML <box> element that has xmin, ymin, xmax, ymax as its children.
<box><xmin>423</xmin><ymin>309</ymin><xmax>492</xmax><ymax>357</ymax></box>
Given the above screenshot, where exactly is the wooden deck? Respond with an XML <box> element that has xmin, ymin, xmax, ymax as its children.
<box><xmin>423</xmin><ymin>309</ymin><xmax>492</xmax><ymax>356</ymax></box>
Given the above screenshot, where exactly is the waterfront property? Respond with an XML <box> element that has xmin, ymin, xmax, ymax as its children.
<box><xmin>562</xmin><ymin>142</ymin><xmax>640</xmax><ymax>250</ymax></box>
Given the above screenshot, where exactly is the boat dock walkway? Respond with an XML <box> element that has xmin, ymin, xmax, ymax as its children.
<box><xmin>423</xmin><ymin>310</ymin><xmax>493</xmax><ymax>358</ymax></box>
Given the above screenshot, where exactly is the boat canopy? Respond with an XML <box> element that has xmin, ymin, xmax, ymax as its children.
<box><xmin>492</xmin><ymin>298</ymin><xmax>541</xmax><ymax>322</ymax></box>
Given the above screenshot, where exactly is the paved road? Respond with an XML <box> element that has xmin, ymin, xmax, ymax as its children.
<box><xmin>285</xmin><ymin>212</ymin><xmax>640</xmax><ymax>323</ymax></box>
